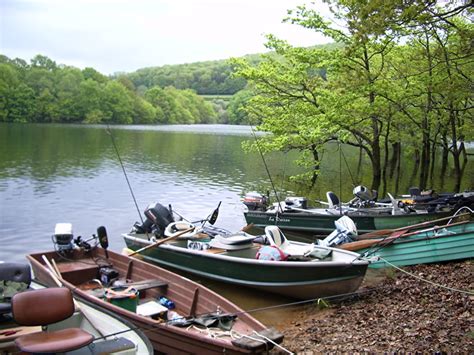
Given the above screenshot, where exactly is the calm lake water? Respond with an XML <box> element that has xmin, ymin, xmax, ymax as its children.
<box><xmin>0</xmin><ymin>123</ymin><xmax>472</xmax><ymax>325</ymax></box>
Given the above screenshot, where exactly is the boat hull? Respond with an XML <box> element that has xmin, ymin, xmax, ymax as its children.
<box><xmin>244</xmin><ymin>210</ymin><xmax>451</xmax><ymax>236</ymax></box>
<box><xmin>359</xmin><ymin>223</ymin><xmax>474</xmax><ymax>268</ymax></box>
<box><xmin>27</xmin><ymin>248</ymin><xmax>281</xmax><ymax>354</ymax></box>
<box><xmin>123</xmin><ymin>236</ymin><xmax>369</xmax><ymax>300</ymax></box>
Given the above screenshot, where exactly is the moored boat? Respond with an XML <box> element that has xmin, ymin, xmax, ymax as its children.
<box><xmin>242</xmin><ymin>187</ymin><xmax>473</xmax><ymax>237</ymax></box>
<box><xmin>27</xmin><ymin>225</ymin><xmax>283</xmax><ymax>354</ymax></box>
<box><xmin>338</xmin><ymin>209</ymin><xmax>474</xmax><ymax>268</ymax></box>
<box><xmin>122</xmin><ymin>203</ymin><xmax>370</xmax><ymax>300</ymax></box>
<box><xmin>0</xmin><ymin>263</ymin><xmax>153</xmax><ymax>354</ymax></box>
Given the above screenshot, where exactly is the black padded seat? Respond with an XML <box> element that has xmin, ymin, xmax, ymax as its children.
<box><xmin>0</xmin><ymin>262</ymin><xmax>32</xmax><ymax>316</ymax></box>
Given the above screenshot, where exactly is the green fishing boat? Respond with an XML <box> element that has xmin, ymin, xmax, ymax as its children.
<box><xmin>244</xmin><ymin>208</ymin><xmax>451</xmax><ymax>235</ymax></box>
<box><xmin>339</xmin><ymin>211</ymin><xmax>474</xmax><ymax>268</ymax></box>
<box><xmin>123</xmin><ymin>203</ymin><xmax>370</xmax><ymax>300</ymax></box>
<box><xmin>242</xmin><ymin>188</ymin><xmax>473</xmax><ymax>237</ymax></box>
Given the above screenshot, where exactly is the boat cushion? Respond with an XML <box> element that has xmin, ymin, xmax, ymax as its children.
<box><xmin>12</xmin><ymin>288</ymin><xmax>75</xmax><ymax>326</ymax></box>
<box><xmin>15</xmin><ymin>328</ymin><xmax>94</xmax><ymax>353</ymax></box>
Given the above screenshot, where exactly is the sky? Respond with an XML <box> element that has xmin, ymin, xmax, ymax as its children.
<box><xmin>0</xmin><ymin>0</ymin><xmax>331</xmax><ymax>75</ymax></box>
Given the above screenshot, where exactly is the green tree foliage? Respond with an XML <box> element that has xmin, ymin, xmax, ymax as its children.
<box><xmin>232</xmin><ymin>0</ymin><xmax>473</xmax><ymax>192</ymax></box>
<box><xmin>143</xmin><ymin>86</ymin><xmax>217</xmax><ymax>124</ymax></box>
<box><xmin>227</xmin><ymin>89</ymin><xmax>254</xmax><ymax>125</ymax></box>
<box><xmin>0</xmin><ymin>55</ymin><xmax>218</xmax><ymax>125</ymax></box>
<box><xmin>124</xmin><ymin>57</ymin><xmax>259</xmax><ymax>95</ymax></box>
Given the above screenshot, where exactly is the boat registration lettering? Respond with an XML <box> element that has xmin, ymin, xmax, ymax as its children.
<box><xmin>269</xmin><ymin>216</ymin><xmax>290</xmax><ymax>223</ymax></box>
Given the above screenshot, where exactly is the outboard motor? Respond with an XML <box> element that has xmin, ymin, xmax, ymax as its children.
<box><xmin>133</xmin><ymin>202</ymin><xmax>175</xmax><ymax>237</ymax></box>
<box><xmin>243</xmin><ymin>192</ymin><xmax>269</xmax><ymax>211</ymax></box>
<box><xmin>352</xmin><ymin>185</ymin><xmax>378</xmax><ymax>207</ymax></box>
<box><xmin>353</xmin><ymin>185</ymin><xmax>376</xmax><ymax>201</ymax></box>
<box><xmin>53</xmin><ymin>223</ymin><xmax>74</xmax><ymax>251</ymax></box>
<box><xmin>319</xmin><ymin>216</ymin><xmax>357</xmax><ymax>247</ymax></box>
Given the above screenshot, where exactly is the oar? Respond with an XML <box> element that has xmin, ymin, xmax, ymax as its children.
<box><xmin>127</xmin><ymin>226</ymin><xmax>195</xmax><ymax>256</ymax></box>
<box><xmin>357</xmin><ymin>212</ymin><xmax>472</xmax><ymax>239</ymax></box>
<box><xmin>340</xmin><ymin>219</ymin><xmax>471</xmax><ymax>251</ymax></box>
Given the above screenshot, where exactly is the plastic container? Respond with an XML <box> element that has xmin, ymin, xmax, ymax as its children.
<box><xmin>158</xmin><ymin>296</ymin><xmax>175</xmax><ymax>309</ymax></box>
<box><xmin>105</xmin><ymin>286</ymin><xmax>139</xmax><ymax>313</ymax></box>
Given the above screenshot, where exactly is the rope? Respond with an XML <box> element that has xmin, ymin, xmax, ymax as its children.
<box><xmin>447</xmin><ymin>206</ymin><xmax>473</xmax><ymax>224</ymax></box>
<box><xmin>377</xmin><ymin>257</ymin><xmax>474</xmax><ymax>295</ymax></box>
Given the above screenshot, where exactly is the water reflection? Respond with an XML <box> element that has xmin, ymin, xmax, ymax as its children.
<box><xmin>0</xmin><ymin>123</ymin><xmax>472</xmax><ymax>326</ymax></box>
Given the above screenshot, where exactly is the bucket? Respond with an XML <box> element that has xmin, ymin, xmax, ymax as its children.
<box><xmin>105</xmin><ymin>286</ymin><xmax>139</xmax><ymax>313</ymax></box>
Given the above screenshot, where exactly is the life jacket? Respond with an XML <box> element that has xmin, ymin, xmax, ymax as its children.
<box><xmin>255</xmin><ymin>245</ymin><xmax>288</xmax><ymax>261</ymax></box>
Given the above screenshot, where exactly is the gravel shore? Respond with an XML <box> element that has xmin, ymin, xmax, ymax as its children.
<box><xmin>278</xmin><ymin>261</ymin><xmax>473</xmax><ymax>353</ymax></box>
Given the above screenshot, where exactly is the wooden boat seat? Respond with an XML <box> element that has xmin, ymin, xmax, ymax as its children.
<box><xmin>56</xmin><ymin>260</ymin><xmax>100</xmax><ymax>285</ymax></box>
<box><xmin>124</xmin><ymin>279</ymin><xmax>168</xmax><ymax>292</ymax></box>
<box><xmin>11</xmin><ymin>287</ymin><xmax>94</xmax><ymax>353</ymax></box>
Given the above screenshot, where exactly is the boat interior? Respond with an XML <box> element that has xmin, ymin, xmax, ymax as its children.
<box><xmin>0</xmin><ymin>262</ymin><xmax>144</xmax><ymax>354</ymax></box>
<box><xmin>129</xmin><ymin>226</ymin><xmax>363</xmax><ymax>264</ymax></box>
<box><xmin>27</xmin><ymin>248</ymin><xmax>284</xmax><ymax>352</ymax></box>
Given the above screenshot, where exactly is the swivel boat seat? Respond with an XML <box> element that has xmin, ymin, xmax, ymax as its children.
<box><xmin>265</xmin><ymin>226</ymin><xmax>290</xmax><ymax>250</ymax></box>
<box><xmin>12</xmin><ymin>287</ymin><xmax>94</xmax><ymax>353</ymax></box>
<box><xmin>326</xmin><ymin>191</ymin><xmax>341</xmax><ymax>210</ymax></box>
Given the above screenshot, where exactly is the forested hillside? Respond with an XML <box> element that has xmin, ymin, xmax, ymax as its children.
<box><xmin>124</xmin><ymin>59</ymin><xmax>253</xmax><ymax>95</ymax></box>
<box><xmin>0</xmin><ymin>54</ymin><xmax>217</xmax><ymax>124</ymax></box>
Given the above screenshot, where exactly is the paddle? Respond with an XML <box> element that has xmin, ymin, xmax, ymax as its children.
<box><xmin>356</xmin><ymin>212</ymin><xmax>472</xmax><ymax>239</ymax></box>
<box><xmin>127</xmin><ymin>226</ymin><xmax>195</xmax><ymax>256</ymax></box>
<box><xmin>208</xmin><ymin>201</ymin><xmax>222</xmax><ymax>226</ymax></box>
<box><xmin>340</xmin><ymin>219</ymin><xmax>471</xmax><ymax>251</ymax></box>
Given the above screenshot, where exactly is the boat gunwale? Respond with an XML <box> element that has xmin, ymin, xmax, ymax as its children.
<box><xmin>26</xmin><ymin>249</ymin><xmax>273</xmax><ymax>353</ymax></box>
<box><xmin>244</xmin><ymin>209</ymin><xmax>449</xmax><ymax>219</ymax></box>
<box><xmin>122</xmin><ymin>233</ymin><xmax>370</xmax><ymax>267</ymax></box>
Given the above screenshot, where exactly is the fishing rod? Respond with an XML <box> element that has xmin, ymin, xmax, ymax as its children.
<box><xmin>248</xmin><ymin>124</ymin><xmax>284</xmax><ymax>215</ymax></box>
<box><xmin>105</xmin><ymin>125</ymin><xmax>145</xmax><ymax>227</ymax></box>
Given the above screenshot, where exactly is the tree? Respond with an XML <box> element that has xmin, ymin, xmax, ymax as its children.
<box><xmin>227</xmin><ymin>89</ymin><xmax>253</xmax><ymax>125</ymax></box>
<box><xmin>103</xmin><ymin>81</ymin><xmax>134</xmax><ymax>124</ymax></box>
<box><xmin>233</xmin><ymin>0</ymin><xmax>472</xmax><ymax>192</ymax></box>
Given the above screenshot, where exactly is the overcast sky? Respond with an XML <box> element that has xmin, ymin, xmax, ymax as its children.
<box><xmin>1</xmin><ymin>0</ymin><xmax>331</xmax><ymax>75</ymax></box>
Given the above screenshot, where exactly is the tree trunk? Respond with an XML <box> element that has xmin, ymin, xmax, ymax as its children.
<box><xmin>389</xmin><ymin>142</ymin><xmax>400</xmax><ymax>179</ymax></box>
<box><xmin>310</xmin><ymin>144</ymin><xmax>320</xmax><ymax>187</ymax></box>
<box><xmin>409</xmin><ymin>148</ymin><xmax>420</xmax><ymax>188</ymax></box>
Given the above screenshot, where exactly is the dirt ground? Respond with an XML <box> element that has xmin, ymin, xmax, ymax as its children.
<box><xmin>277</xmin><ymin>260</ymin><xmax>473</xmax><ymax>354</ymax></box>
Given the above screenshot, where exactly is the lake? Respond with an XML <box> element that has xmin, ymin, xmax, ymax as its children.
<box><xmin>0</xmin><ymin>122</ymin><xmax>472</xmax><ymax>324</ymax></box>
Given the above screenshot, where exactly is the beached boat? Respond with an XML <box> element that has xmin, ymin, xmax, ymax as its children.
<box><xmin>27</xmin><ymin>225</ymin><xmax>283</xmax><ymax>354</ymax></box>
<box><xmin>123</xmin><ymin>203</ymin><xmax>370</xmax><ymax>300</ymax></box>
<box><xmin>242</xmin><ymin>187</ymin><xmax>473</xmax><ymax>236</ymax></box>
<box><xmin>338</xmin><ymin>210</ymin><xmax>474</xmax><ymax>268</ymax></box>
<box><xmin>0</xmin><ymin>263</ymin><xmax>153</xmax><ymax>354</ymax></box>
